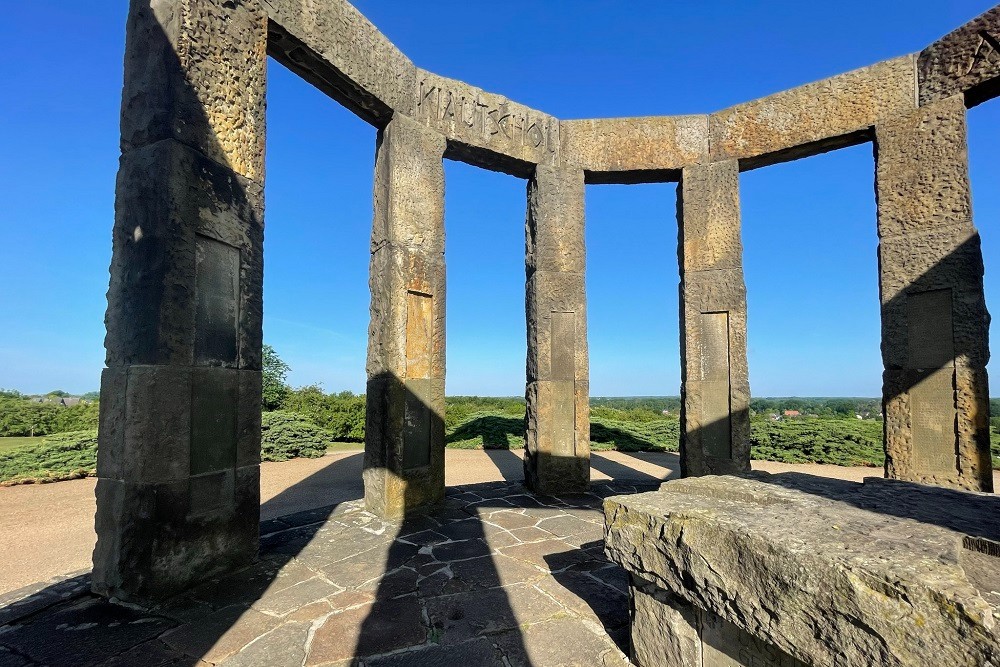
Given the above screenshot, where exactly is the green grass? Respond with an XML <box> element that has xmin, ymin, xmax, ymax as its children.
<box><xmin>0</xmin><ymin>436</ymin><xmax>46</xmax><ymax>452</ymax></box>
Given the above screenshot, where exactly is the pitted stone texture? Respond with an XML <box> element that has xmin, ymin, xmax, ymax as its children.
<box><xmin>920</xmin><ymin>6</ymin><xmax>1000</xmax><ymax>106</ymax></box>
<box><xmin>416</xmin><ymin>70</ymin><xmax>559</xmax><ymax>175</ymax></box>
<box><xmin>605</xmin><ymin>474</ymin><xmax>1000</xmax><ymax>667</ymax></box>
<box><xmin>560</xmin><ymin>115</ymin><xmax>708</xmax><ymax>180</ymax></box>
<box><xmin>710</xmin><ymin>56</ymin><xmax>916</xmax><ymax>167</ymax></box>
<box><xmin>874</xmin><ymin>95</ymin><xmax>972</xmax><ymax>238</ymax></box>
<box><xmin>366</xmin><ymin>114</ymin><xmax>447</xmax><ymax>519</ymax></box>
<box><xmin>106</xmin><ymin>139</ymin><xmax>264</xmax><ymax>370</ymax></box>
<box><xmin>264</xmin><ymin>0</ymin><xmax>416</xmax><ymax>124</ymax></box>
<box><xmin>120</xmin><ymin>0</ymin><xmax>267</xmax><ymax>181</ymax></box>
<box><xmin>678</xmin><ymin>161</ymin><xmax>750</xmax><ymax>477</ymax></box>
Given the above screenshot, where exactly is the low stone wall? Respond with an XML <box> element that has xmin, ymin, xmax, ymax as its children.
<box><xmin>604</xmin><ymin>473</ymin><xmax>1000</xmax><ymax>666</ymax></box>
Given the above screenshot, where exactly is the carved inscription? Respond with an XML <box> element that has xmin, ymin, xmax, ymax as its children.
<box><xmin>195</xmin><ymin>235</ymin><xmax>240</xmax><ymax>366</ymax></box>
<box><xmin>699</xmin><ymin>312</ymin><xmax>732</xmax><ymax>459</ymax></box>
<box><xmin>404</xmin><ymin>292</ymin><xmax>433</xmax><ymax>469</ymax></box>
<box><xmin>702</xmin><ymin>610</ymin><xmax>806</xmax><ymax>667</ymax></box>
<box><xmin>417</xmin><ymin>80</ymin><xmax>557</xmax><ymax>154</ymax></box>
<box><xmin>967</xmin><ymin>31</ymin><xmax>1000</xmax><ymax>76</ymax></box>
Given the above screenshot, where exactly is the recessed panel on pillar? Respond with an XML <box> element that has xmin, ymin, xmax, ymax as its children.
<box><xmin>551</xmin><ymin>311</ymin><xmax>577</xmax><ymax>457</ymax></box>
<box><xmin>404</xmin><ymin>291</ymin><xmax>433</xmax><ymax>469</ymax></box>
<box><xmin>700</xmin><ymin>311</ymin><xmax>732</xmax><ymax>460</ymax></box>
<box><xmin>907</xmin><ymin>289</ymin><xmax>958</xmax><ymax>475</ymax></box>
<box><xmin>195</xmin><ymin>234</ymin><xmax>240</xmax><ymax>366</ymax></box>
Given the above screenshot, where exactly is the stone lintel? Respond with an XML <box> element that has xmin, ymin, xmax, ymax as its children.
<box><xmin>264</xmin><ymin>0</ymin><xmax>416</xmax><ymax>126</ymax></box>
<box><xmin>919</xmin><ymin>5</ymin><xmax>1000</xmax><ymax>107</ymax></box>
<box><xmin>605</xmin><ymin>475</ymin><xmax>1000</xmax><ymax>667</ymax></box>
<box><xmin>120</xmin><ymin>0</ymin><xmax>267</xmax><ymax>182</ymax></box>
<box><xmin>560</xmin><ymin>115</ymin><xmax>708</xmax><ymax>182</ymax></box>
<box><xmin>710</xmin><ymin>56</ymin><xmax>916</xmax><ymax>169</ymax></box>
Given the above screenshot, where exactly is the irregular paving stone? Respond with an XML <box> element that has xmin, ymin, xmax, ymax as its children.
<box><xmin>536</xmin><ymin>570</ymin><xmax>630</xmax><ymax>631</ymax></box>
<box><xmin>425</xmin><ymin>583</ymin><xmax>562</xmax><ymax>645</ymax></box>
<box><xmin>251</xmin><ymin>576</ymin><xmax>343</xmax><ymax>617</ymax></box>
<box><xmin>537</xmin><ymin>514</ymin><xmax>603</xmax><ymax>540</ymax></box>
<box><xmin>360</xmin><ymin>566</ymin><xmax>419</xmax><ymax>599</ymax></box>
<box><xmin>496</xmin><ymin>618</ymin><xmax>628</xmax><ymax>667</ymax></box>
<box><xmin>433</xmin><ymin>518</ymin><xmax>490</xmax><ymax>542</ymax></box>
<box><xmin>430</xmin><ymin>538</ymin><xmax>493</xmax><ymax>562</ymax></box>
<box><xmin>95</xmin><ymin>639</ymin><xmax>192</xmax><ymax>667</ymax></box>
<box><xmin>0</xmin><ymin>646</ymin><xmax>33</xmax><ymax>667</ymax></box>
<box><xmin>364</xmin><ymin>636</ymin><xmax>507</xmax><ymax>666</ymax></box>
<box><xmin>507</xmin><ymin>526</ymin><xmax>553</xmax><ymax>543</ymax></box>
<box><xmin>0</xmin><ymin>596</ymin><xmax>175</xmax><ymax>667</ymax></box>
<box><xmin>307</xmin><ymin>598</ymin><xmax>426</xmax><ymax>663</ymax></box>
<box><xmin>160</xmin><ymin>604</ymin><xmax>281</xmax><ymax>664</ymax></box>
<box><xmin>482</xmin><ymin>510</ymin><xmax>540</xmax><ymax>531</ymax></box>
<box><xmin>502</xmin><ymin>539</ymin><xmax>590</xmax><ymax>571</ymax></box>
<box><xmin>0</xmin><ymin>573</ymin><xmax>91</xmax><ymax>626</ymax></box>
<box><xmin>223</xmin><ymin>621</ymin><xmax>311</xmax><ymax>667</ymax></box>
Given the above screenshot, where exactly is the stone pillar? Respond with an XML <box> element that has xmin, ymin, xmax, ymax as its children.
<box><xmin>875</xmin><ymin>95</ymin><xmax>992</xmax><ymax>491</ymax></box>
<box><xmin>677</xmin><ymin>160</ymin><xmax>751</xmax><ymax>476</ymax></box>
<box><xmin>524</xmin><ymin>164</ymin><xmax>590</xmax><ymax>494</ymax></box>
<box><xmin>94</xmin><ymin>0</ymin><xmax>267</xmax><ymax>601</ymax></box>
<box><xmin>365</xmin><ymin>113</ymin><xmax>447</xmax><ymax>519</ymax></box>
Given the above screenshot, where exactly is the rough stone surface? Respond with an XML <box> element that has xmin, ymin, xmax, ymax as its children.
<box><xmin>875</xmin><ymin>96</ymin><xmax>991</xmax><ymax>491</ymax></box>
<box><xmin>524</xmin><ymin>164</ymin><xmax>590</xmax><ymax>494</ymax></box>
<box><xmin>365</xmin><ymin>114</ymin><xmax>447</xmax><ymax>519</ymax></box>
<box><xmin>605</xmin><ymin>473</ymin><xmax>1000</xmax><ymax>667</ymax></box>
<box><xmin>920</xmin><ymin>6</ymin><xmax>1000</xmax><ymax>106</ymax></box>
<box><xmin>3</xmin><ymin>480</ymin><xmax>649</xmax><ymax>665</ymax></box>
<box><xmin>710</xmin><ymin>56</ymin><xmax>916</xmax><ymax>167</ymax></box>
<box><xmin>560</xmin><ymin>115</ymin><xmax>708</xmax><ymax>181</ymax></box>
<box><xmin>678</xmin><ymin>160</ymin><xmax>751</xmax><ymax>477</ymax></box>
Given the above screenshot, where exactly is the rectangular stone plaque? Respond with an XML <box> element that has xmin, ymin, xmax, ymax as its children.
<box><xmin>551</xmin><ymin>311</ymin><xmax>576</xmax><ymax>381</ymax></box>
<box><xmin>406</xmin><ymin>291</ymin><xmax>433</xmax><ymax>379</ymax></box>
<box><xmin>702</xmin><ymin>609</ymin><xmax>806</xmax><ymax>667</ymax></box>
<box><xmin>911</xmin><ymin>367</ymin><xmax>958</xmax><ymax>474</ymax></box>
<box><xmin>403</xmin><ymin>378</ymin><xmax>432</xmax><ymax>470</ymax></box>
<box><xmin>551</xmin><ymin>380</ymin><xmax>576</xmax><ymax>457</ymax></box>
<box><xmin>700</xmin><ymin>312</ymin><xmax>732</xmax><ymax>459</ymax></box>
<box><xmin>195</xmin><ymin>235</ymin><xmax>240</xmax><ymax>366</ymax></box>
<box><xmin>190</xmin><ymin>368</ymin><xmax>238</xmax><ymax>475</ymax></box>
<box><xmin>906</xmin><ymin>289</ymin><xmax>954</xmax><ymax>370</ymax></box>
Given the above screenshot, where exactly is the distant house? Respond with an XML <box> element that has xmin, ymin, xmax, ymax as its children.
<box><xmin>59</xmin><ymin>397</ymin><xmax>81</xmax><ymax>407</ymax></box>
<box><xmin>783</xmin><ymin>410</ymin><xmax>801</xmax><ymax>417</ymax></box>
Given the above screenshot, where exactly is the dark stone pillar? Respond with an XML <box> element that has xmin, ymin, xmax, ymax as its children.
<box><xmin>93</xmin><ymin>0</ymin><xmax>267</xmax><ymax>601</ymax></box>
<box><xmin>365</xmin><ymin>113</ymin><xmax>447</xmax><ymax>519</ymax></box>
<box><xmin>875</xmin><ymin>95</ymin><xmax>992</xmax><ymax>491</ymax></box>
<box><xmin>677</xmin><ymin>160</ymin><xmax>751</xmax><ymax>476</ymax></box>
<box><xmin>524</xmin><ymin>164</ymin><xmax>590</xmax><ymax>494</ymax></box>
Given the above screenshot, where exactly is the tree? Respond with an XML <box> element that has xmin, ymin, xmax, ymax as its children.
<box><xmin>261</xmin><ymin>344</ymin><xmax>290</xmax><ymax>411</ymax></box>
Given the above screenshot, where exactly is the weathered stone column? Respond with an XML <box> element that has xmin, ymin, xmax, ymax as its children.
<box><xmin>524</xmin><ymin>164</ymin><xmax>590</xmax><ymax>494</ymax></box>
<box><xmin>94</xmin><ymin>0</ymin><xmax>267</xmax><ymax>600</ymax></box>
<box><xmin>677</xmin><ymin>160</ymin><xmax>751</xmax><ymax>476</ymax></box>
<box><xmin>365</xmin><ymin>114</ymin><xmax>447</xmax><ymax>519</ymax></box>
<box><xmin>875</xmin><ymin>95</ymin><xmax>992</xmax><ymax>491</ymax></box>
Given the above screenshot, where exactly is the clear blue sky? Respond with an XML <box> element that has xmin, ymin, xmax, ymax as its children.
<box><xmin>1</xmin><ymin>1</ymin><xmax>998</xmax><ymax>398</ymax></box>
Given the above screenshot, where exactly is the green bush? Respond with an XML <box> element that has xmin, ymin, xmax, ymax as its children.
<box><xmin>280</xmin><ymin>386</ymin><xmax>366</xmax><ymax>441</ymax></box>
<box><xmin>261</xmin><ymin>411</ymin><xmax>335</xmax><ymax>462</ymax></box>
<box><xmin>0</xmin><ymin>397</ymin><xmax>99</xmax><ymax>437</ymax></box>
<box><xmin>749</xmin><ymin>418</ymin><xmax>883</xmax><ymax>467</ymax></box>
<box><xmin>0</xmin><ymin>429</ymin><xmax>98</xmax><ymax>484</ymax></box>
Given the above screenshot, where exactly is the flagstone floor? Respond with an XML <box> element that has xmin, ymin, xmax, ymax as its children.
<box><xmin>0</xmin><ymin>480</ymin><xmax>658</xmax><ymax>666</ymax></box>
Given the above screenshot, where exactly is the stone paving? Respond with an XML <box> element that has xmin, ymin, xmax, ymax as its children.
<box><xmin>0</xmin><ymin>480</ymin><xmax>657</xmax><ymax>666</ymax></box>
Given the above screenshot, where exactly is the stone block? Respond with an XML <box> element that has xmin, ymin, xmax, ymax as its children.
<box><xmin>680</xmin><ymin>269</ymin><xmax>747</xmax><ymax>313</ymax></box>
<box><xmin>93</xmin><ymin>464</ymin><xmax>259</xmax><ymax>601</ymax></box>
<box><xmin>630</xmin><ymin>577</ymin><xmax>701</xmax><ymax>667</ymax></box>
<box><xmin>605</xmin><ymin>475</ymin><xmax>1000</xmax><ymax>666</ymax></box>
<box><xmin>919</xmin><ymin>6</ymin><xmax>1000</xmax><ymax>106</ymax></box>
<box><xmin>371</xmin><ymin>115</ymin><xmax>447</xmax><ymax>254</ymax></box>
<box><xmin>710</xmin><ymin>56</ymin><xmax>915</xmax><ymax>167</ymax></box>
<box><xmin>874</xmin><ymin>95</ymin><xmax>972</xmax><ymax>238</ymax></box>
<box><xmin>106</xmin><ymin>139</ymin><xmax>263</xmax><ymax>368</ymax></box>
<box><xmin>97</xmin><ymin>365</ymin><xmax>192</xmax><ymax>483</ymax></box>
<box><xmin>120</xmin><ymin>0</ymin><xmax>267</xmax><ymax>181</ymax></box>
<box><xmin>525</xmin><ymin>276</ymin><xmax>588</xmax><ymax>383</ymax></box>
<box><xmin>524</xmin><ymin>380</ymin><xmax>590</xmax><ymax>495</ymax></box>
<box><xmin>415</xmin><ymin>70</ymin><xmax>560</xmax><ymax>175</ymax></box>
<box><xmin>560</xmin><ymin>115</ymin><xmax>708</xmax><ymax>180</ymax></box>
<box><xmin>236</xmin><ymin>369</ymin><xmax>262</xmax><ymax>467</ymax></box>
<box><xmin>526</xmin><ymin>164</ymin><xmax>586</xmax><ymax>273</ymax></box>
<box><xmin>678</xmin><ymin>161</ymin><xmax>742</xmax><ymax>272</ymax></box>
